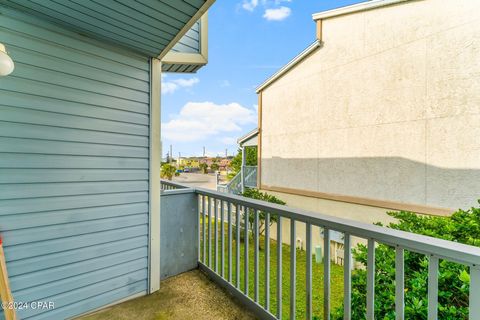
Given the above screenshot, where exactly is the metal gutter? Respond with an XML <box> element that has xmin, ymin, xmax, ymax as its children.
<box><xmin>256</xmin><ymin>40</ymin><xmax>322</xmax><ymax>93</ymax></box>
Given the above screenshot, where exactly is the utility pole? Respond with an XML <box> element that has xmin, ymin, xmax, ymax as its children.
<box><xmin>225</xmin><ymin>148</ymin><xmax>227</xmax><ymax>158</ymax></box>
<box><xmin>203</xmin><ymin>146</ymin><xmax>206</xmax><ymax>158</ymax></box>
<box><xmin>169</xmin><ymin>145</ymin><xmax>173</xmax><ymax>164</ymax></box>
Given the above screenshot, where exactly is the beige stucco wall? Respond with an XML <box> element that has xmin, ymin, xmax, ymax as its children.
<box><xmin>260</xmin><ymin>0</ymin><xmax>480</xmax><ymax>219</ymax></box>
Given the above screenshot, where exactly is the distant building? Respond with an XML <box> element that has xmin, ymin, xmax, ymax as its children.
<box><xmin>178</xmin><ymin>158</ymin><xmax>200</xmax><ymax>168</ymax></box>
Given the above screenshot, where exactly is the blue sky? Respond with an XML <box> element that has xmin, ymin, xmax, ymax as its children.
<box><xmin>161</xmin><ymin>0</ymin><xmax>364</xmax><ymax>158</ymax></box>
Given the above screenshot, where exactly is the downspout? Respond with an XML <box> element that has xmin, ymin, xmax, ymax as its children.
<box><xmin>241</xmin><ymin>146</ymin><xmax>246</xmax><ymax>194</ymax></box>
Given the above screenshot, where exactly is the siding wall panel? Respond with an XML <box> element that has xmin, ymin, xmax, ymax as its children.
<box><xmin>4</xmin><ymin>225</ymin><xmax>149</xmax><ymax>261</ymax></box>
<box><xmin>0</xmin><ymin>169</ymin><xmax>148</xmax><ymax>183</ymax></box>
<box><xmin>1</xmin><ymin>204</ymin><xmax>149</xmax><ymax>230</ymax></box>
<box><xmin>8</xmin><ymin>236</ymin><xmax>148</xmax><ymax>277</ymax></box>
<box><xmin>1</xmin><ymin>92</ymin><xmax>150</xmax><ymax>125</ymax></box>
<box><xmin>0</xmin><ymin>122</ymin><xmax>149</xmax><ymax>147</ymax></box>
<box><xmin>0</xmin><ymin>154</ymin><xmax>148</xmax><ymax>169</ymax></box>
<box><xmin>0</xmin><ymin>192</ymin><xmax>148</xmax><ymax>216</ymax></box>
<box><xmin>0</xmin><ymin>7</ymin><xmax>150</xmax><ymax>320</ymax></box>
<box><xmin>0</xmin><ymin>106</ymin><xmax>149</xmax><ymax>135</ymax></box>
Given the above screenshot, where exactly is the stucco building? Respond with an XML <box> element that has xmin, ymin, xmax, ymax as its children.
<box><xmin>256</xmin><ymin>0</ymin><xmax>480</xmax><ymax>224</ymax></box>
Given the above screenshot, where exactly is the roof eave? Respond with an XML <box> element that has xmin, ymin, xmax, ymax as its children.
<box><xmin>157</xmin><ymin>0</ymin><xmax>215</xmax><ymax>60</ymax></box>
<box><xmin>256</xmin><ymin>40</ymin><xmax>322</xmax><ymax>93</ymax></box>
<box><xmin>312</xmin><ymin>0</ymin><xmax>411</xmax><ymax>21</ymax></box>
<box><xmin>237</xmin><ymin>128</ymin><xmax>259</xmax><ymax>145</ymax></box>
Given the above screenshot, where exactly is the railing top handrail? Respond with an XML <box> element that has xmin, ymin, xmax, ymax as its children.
<box><xmin>160</xmin><ymin>179</ymin><xmax>191</xmax><ymax>189</ymax></box>
<box><xmin>161</xmin><ymin>180</ymin><xmax>480</xmax><ymax>266</ymax></box>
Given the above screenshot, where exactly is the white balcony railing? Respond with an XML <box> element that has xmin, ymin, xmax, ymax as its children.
<box><xmin>161</xmin><ymin>180</ymin><xmax>480</xmax><ymax>320</ymax></box>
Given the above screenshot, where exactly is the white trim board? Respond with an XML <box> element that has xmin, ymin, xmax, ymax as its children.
<box><xmin>148</xmin><ymin>58</ymin><xmax>161</xmax><ymax>293</ymax></box>
<box><xmin>158</xmin><ymin>1</ymin><xmax>214</xmax><ymax>60</ymax></box>
<box><xmin>256</xmin><ymin>40</ymin><xmax>322</xmax><ymax>93</ymax></box>
<box><xmin>162</xmin><ymin>13</ymin><xmax>209</xmax><ymax>66</ymax></box>
<box><xmin>312</xmin><ymin>0</ymin><xmax>412</xmax><ymax>21</ymax></box>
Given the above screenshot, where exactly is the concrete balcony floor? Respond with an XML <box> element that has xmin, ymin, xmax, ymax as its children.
<box><xmin>79</xmin><ymin>270</ymin><xmax>256</xmax><ymax>320</ymax></box>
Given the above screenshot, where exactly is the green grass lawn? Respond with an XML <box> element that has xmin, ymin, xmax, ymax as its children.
<box><xmin>200</xmin><ymin>220</ymin><xmax>344</xmax><ymax>320</ymax></box>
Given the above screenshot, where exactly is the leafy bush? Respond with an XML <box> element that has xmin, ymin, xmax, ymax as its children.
<box><xmin>331</xmin><ymin>201</ymin><xmax>480</xmax><ymax>320</ymax></box>
<box><xmin>242</xmin><ymin>188</ymin><xmax>286</xmax><ymax>247</ymax></box>
<box><xmin>199</xmin><ymin>162</ymin><xmax>208</xmax><ymax>174</ymax></box>
<box><xmin>160</xmin><ymin>163</ymin><xmax>178</xmax><ymax>180</ymax></box>
<box><xmin>229</xmin><ymin>147</ymin><xmax>258</xmax><ymax>179</ymax></box>
<box><xmin>211</xmin><ymin>162</ymin><xmax>219</xmax><ymax>171</ymax></box>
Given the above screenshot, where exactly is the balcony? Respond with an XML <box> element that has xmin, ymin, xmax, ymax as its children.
<box><xmin>84</xmin><ymin>180</ymin><xmax>480</xmax><ymax>320</ymax></box>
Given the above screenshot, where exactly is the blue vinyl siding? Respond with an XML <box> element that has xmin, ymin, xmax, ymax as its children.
<box><xmin>0</xmin><ymin>7</ymin><xmax>150</xmax><ymax>320</ymax></box>
<box><xmin>172</xmin><ymin>20</ymin><xmax>201</xmax><ymax>54</ymax></box>
<box><xmin>163</xmin><ymin>20</ymin><xmax>203</xmax><ymax>73</ymax></box>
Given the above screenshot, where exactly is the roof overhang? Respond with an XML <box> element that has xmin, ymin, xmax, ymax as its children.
<box><xmin>2</xmin><ymin>0</ymin><xmax>215</xmax><ymax>70</ymax></box>
<box><xmin>256</xmin><ymin>40</ymin><xmax>322</xmax><ymax>93</ymax></box>
<box><xmin>238</xmin><ymin>128</ymin><xmax>259</xmax><ymax>147</ymax></box>
<box><xmin>312</xmin><ymin>0</ymin><xmax>411</xmax><ymax>21</ymax></box>
<box><xmin>161</xmin><ymin>13</ymin><xmax>209</xmax><ymax>73</ymax></box>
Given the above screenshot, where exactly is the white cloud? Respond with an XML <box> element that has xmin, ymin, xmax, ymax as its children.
<box><xmin>242</xmin><ymin>0</ymin><xmax>259</xmax><ymax>11</ymax></box>
<box><xmin>219</xmin><ymin>137</ymin><xmax>237</xmax><ymax>145</ymax></box>
<box><xmin>220</xmin><ymin>80</ymin><xmax>231</xmax><ymax>87</ymax></box>
<box><xmin>162</xmin><ymin>76</ymin><xmax>199</xmax><ymax>94</ymax></box>
<box><xmin>163</xmin><ymin>102</ymin><xmax>257</xmax><ymax>142</ymax></box>
<box><xmin>263</xmin><ymin>6</ymin><xmax>291</xmax><ymax>21</ymax></box>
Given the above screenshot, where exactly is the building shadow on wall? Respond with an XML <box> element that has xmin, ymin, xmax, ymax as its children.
<box><xmin>261</xmin><ymin>156</ymin><xmax>480</xmax><ymax>211</ymax></box>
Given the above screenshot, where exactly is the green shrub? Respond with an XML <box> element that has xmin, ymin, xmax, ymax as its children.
<box><xmin>331</xmin><ymin>201</ymin><xmax>480</xmax><ymax>320</ymax></box>
<box><xmin>242</xmin><ymin>188</ymin><xmax>286</xmax><ymax>246</ymax></box>
<box><xmin>230</xmin><ymin>147</ymin><xmax>257</xmax><ymax>177</ymax></box>
<box><xmin>160</xmin><ymin>163</ymin><xmax>178</xmax><ymax>180</ymax></box>
<box><xmin>199</xmin><ymin>162</ymin><xmax>208</xmax><ymax>174</ymax></box>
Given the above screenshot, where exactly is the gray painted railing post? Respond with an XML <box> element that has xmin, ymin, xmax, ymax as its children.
<box><xmin>244</xmin><ymin>206</ymin><xmax>249</xmax><ymax>296</ymax></box>
<box><xmin>428</xmin><ymin>256</ymin><xmax>439</xmax><ymax>320</ymax></box>
<box><xmin>228</xmin><ymin>202</ymin><xmax>233</xmax><ymax>282</ymax></box>
<box><xmin>236</xmin><ymin>204</ymin><xmax>241</xmax><ymax>288</ymax></box>
<box><xmin>265</xmin><ymin>212</ymin><xmax>271</xmax><ymax>312</ymax></box>
<box><xmin>241</xmin><ymin>146</ymin><xmax>246</xmax><ymax>194</ymax></box>
<box><xmin>277</xmin><ymin>216</ymin><xmax>283</xmax><ymax>319</ymax></box>
<box><xmin>366</xmin><ymin>239</ymin><xmax>375</xmax><ymax>320</ymax></box>
<box><xmin>290</xmin><ymin>219</ymin><xmax>296</xmax><ymax>320</ymax></box>
<box><xmin>395</xmin><ymin>246</ymin><xmax>405</xmax><ymax>320</ymax></box>
<box><xmin>202</xmin><ymin>196</ymin><xmax>206</xmax><ymax>263</ymax></box>
<box><xmin>324</xmin><ymin>229</ymin><xmax>331</xmax><ymax>320</ymax></box>
<box><xmin>221</xmin><ymin>200</ymin><xmax>225</xmax><ymax>278</ymax></box>
<box><xmin>471</xmin><ymin>265</ymin><xmax>480</xmax><ymax>320</ymax></box>
<box><xmin>306</xmin><ymin>223</ymin><xmax>312</xmax><ymax>320</ymax></box>
<box><xmin>208</xmin><ymin>196</ymin><xmax>212</xmax><ymax>268</ymax></box>
<box><xmin>344</xmin><ymin>233</ymin><xmax>352</xmax><ymax>320</ymax></box>
<box><xmin>254</xmin><ymin>209</ymin><xmax>260</xmax><ymax>303</ymax></box>
<box><xmin>214</xmin><ymin>198</ymin><xmax>218</xmax><ymax>272</ymax></box>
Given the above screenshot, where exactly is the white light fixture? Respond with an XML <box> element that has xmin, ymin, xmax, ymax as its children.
<box><xmin>0</xmin><ymin>43</ymin><xmax>15</xmax><ymax>76</ymax></box>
